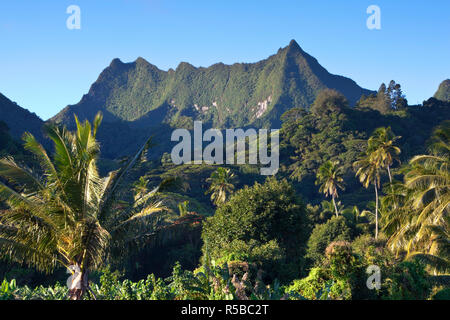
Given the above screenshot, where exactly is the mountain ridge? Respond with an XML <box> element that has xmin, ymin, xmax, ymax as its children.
<box><xmin>434</xmin><ymin>79</ymin><xmax>450</xmax><ymax>102</ymax></box>
<box><xmin>50</xmin><ymin>40</ymin><xmax>374</xmax><ymax>130</ymax></box>
<box><xmin>0</xmin><ymin>92</ymin><xmax>45</xmax><ymax>142</ymax></box>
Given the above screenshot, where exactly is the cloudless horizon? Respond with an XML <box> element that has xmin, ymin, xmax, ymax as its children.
<box><xmin>0</xmin><ymin>0</ymin><xmax>449</xmax><ymax>120</ymax></box>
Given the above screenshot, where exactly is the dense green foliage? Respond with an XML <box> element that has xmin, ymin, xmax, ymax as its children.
<box><xmin>381</xmin><ymin>121</ymin><xmax>450</xmax><ymax>273</ymax></box>
<box><xmin>306</xmin><ymin>216</ymin><xmax>355</xmax><ymax>266</ymax></box>
<box><xmin>287</xmin><ymin>240</ymin><xmax>436</xmax><ymax>300</ymax></box>
<box><xmin>279</xmin><ymin>91</ymin><xmax>450</xmax><ymax>206</ymax></box>
<box><xmin>201</xmin><ymin>178</ymin><xmax>310</xmax><ymax>283</ymax></box>
<box><xmin>357</xmin><ymin>80</ymin><xmax>408</xmax><ymax>114</ymax></box>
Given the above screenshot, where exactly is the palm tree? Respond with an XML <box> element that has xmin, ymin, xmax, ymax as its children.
<box><xmin>368</xmin><ymin>127</ymin><xmax>401</xmax><ymax>183</ymax></box>
<box><xmin>133</xmin><ymin>176</ymin><xmax>149</xmax><ymax>201</ymax></box>
<box><xmin>403</xmin><ymin>124</ymin><xmax>449</xmax><ymax>254</ymax></box>
<box><xmin>205</xmin><ymin>167</ymin><xmax>236</xmax><ymax>206</ymax></box>
<box><xmin>315</xmin><ymin>160</ymin><xmax>345</xmax><ymax>216</ymax></box>
<box><xmin>410</xmin><ymin>222</ymin><xmax>450</xmax><ymax>274</ymax></box>
<box><xmin>0</xmin><ymin>113</ymin><xmax>199</xmax><ymax>299</ymax></box>
<box><xmin>320</xmin><ymin>200</ymin><xmax>338</xmax><ymax>219</ymax></box>
<box><xmin>382</xmin><ymin>121</ymin><xmax>449</xmax><ymax>272</ymax></box>
<box><xmin>353</xmin><ymin>153</ymin><xmax>382</xmax><ymax>239</ymax></box>
<box><xmin>341</xmin><ymin>205</ymin><xmax>372</xmax><ymax>225</ymax></box>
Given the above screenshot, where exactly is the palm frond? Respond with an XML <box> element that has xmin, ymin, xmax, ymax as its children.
<box><xmin>408</xmin><ymin>252</ymin><xmax>450</xmax><ymax>274</ymax></box>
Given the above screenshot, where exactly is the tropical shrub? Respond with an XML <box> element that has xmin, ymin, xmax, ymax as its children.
<box><xmin>201</xmin><ymin>178</ymin><xmax>310</xmax><ymax>283</ymax></box>
<box><xmin>382</xmin><ymin>261</ymin><xmax>431</xmax><ymax>300</ymax></box>
<box><xmin>306</xmin><ymin>216</ymin><xmax>354</xmax><ymax>266</ymax></box>
<box><xmin>287</xmin><ymin>241</ymin><xmax>364</xmax><ymax>300</ymax></box>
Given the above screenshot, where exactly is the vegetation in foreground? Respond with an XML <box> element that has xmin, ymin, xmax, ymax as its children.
<box><xmin>0</xmin><ymin>87</ymin><xmax>449</xmax><ymax>300</ymax></box>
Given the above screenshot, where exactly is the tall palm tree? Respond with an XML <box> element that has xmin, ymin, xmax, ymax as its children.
<box><xmin>382</xmin><ymin>121</ymin><xmax>449</xmax><ymax>272</ymax></box>
<box><xmin>315</xmin><ymin>160</ymin><xmax>345</xmax><ymax>216</ymax></box>
<box><xmin>353</xmin><ymin>154</ymin><xmax>382</xmax><ymax>239</ymax></box>
<box><xmin>368</xmin><ymin>127</ymin><xmax>401</xmax><ymax>183</ymax></box>
<box><xmin>0</xmin><ymin>113</ymin><xmax>199</xmax><ymax>299</ymax></box>
<box><xmin>205</xmin><ymin>167</ymin><xmax>235</xmax><ymax>206</ymax></box>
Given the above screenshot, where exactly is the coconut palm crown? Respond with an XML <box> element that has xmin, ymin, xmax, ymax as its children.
<box><xmin>315</xmin><ymin>160</ymin><xmax>345</xmax><ymax>216</ymax></box>
<box><xmin>0</xmin><ymin>112</ymin><xmax>199</xmax><ymax>299</ymax></box>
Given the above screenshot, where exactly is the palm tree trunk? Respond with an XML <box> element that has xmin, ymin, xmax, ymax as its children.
<box><xmin>374</xmin><ymin>183</ymin><xmax>379</xmax><ymax>240</ymax></box>
<box><xmin>387</xmin><ymin>165</ymin><xmax>392</xmax><ymax>183</ymax></box>
<box><xmin>387</xmin><ymin>164</ymin><xmax>397</xmax><ymax>209</ymax></box>
<box><xmin>68</xmin><ymin>268</ymin><xmax>89</xmax><ymax>300</ymax></box>
<box><xmin>332</xmin><ymin>196</ymin><xmax>339</xmax><ymax>217</ymax></box>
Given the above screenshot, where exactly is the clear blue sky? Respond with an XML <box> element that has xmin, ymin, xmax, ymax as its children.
<box><xmin>1</xmin><ymin>0</ymin><xmax>449</xmax><ymax>120</ymax></box>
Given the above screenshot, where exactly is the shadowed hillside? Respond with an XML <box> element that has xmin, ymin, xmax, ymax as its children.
<box><xmin>0</xmin><ymin>93</ymin><xmax>44</xmax><ymax>142</ymax></box>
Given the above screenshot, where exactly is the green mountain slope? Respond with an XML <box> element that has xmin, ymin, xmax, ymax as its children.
<box><xmin>0</xmin><ymin>93</ymin><xmax>44</xmax><ymax>142</ymax></box>
<box><xmin>279</xmin><ymin>96</ymin><xmax>450</xmax><ymax>205</ymax></box>
<box><xmin>51</xmin><ymin>40</ymin><xmax>373</xmax><ymax>130</ymax></box>
<box><xmin>0</xmin><ymin>121</ymin><xmax>22</xmax><ymax>157</ymax></box>
<box><xmin>434</xmin><ymin>79</ymin><xmax>450</xmax><ymax>102</ymax></box>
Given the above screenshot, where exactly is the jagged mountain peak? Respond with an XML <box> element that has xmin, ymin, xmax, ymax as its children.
<box><xmin>51</xmin><ymin>40</ymin><xmax>373</xmax><ymax>134</ymax></box>
<box><xmin>434</xmin><ymin>79</ymin><xmax>450</xmax><ymax>102</ymax></box>
<box><xmin>286</xmin><ymin>39</ymin><xmax>303</xmax><ymax>52</ymax></box>
<box><xmin>109</xmin><ymin>58</ymin><xmax>125</xmax><ymax>68</ymax></box>
<box><xmin>176</xmin><ymin>61</ymin><xmax>196</xmax><ymax>72</ymax></box>
<box><xmin>135</xmin><ymin>56</ymin><xmax>147</xmax><ymax>64</ymax></box>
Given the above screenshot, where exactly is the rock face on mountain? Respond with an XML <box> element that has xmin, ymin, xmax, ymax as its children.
<box><xmin>51</xmin><ymin>40</ymin><xmax>373</xmax><ymax>130</ymax></box>
<box><xmin>434</xmin><ymin>79</ymin><xmax>450</xmax><ymax>102</ymax></box>
<box><xmin>0</xmin><ymin>93</ymin><xmax>44</xmax><ymax>142</ymax></box>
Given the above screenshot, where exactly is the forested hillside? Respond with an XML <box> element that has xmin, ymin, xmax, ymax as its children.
<box><xmin>279</xmin><ymin>88</ymin><xmax>450</xmax><ymax>204</ymax></box>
